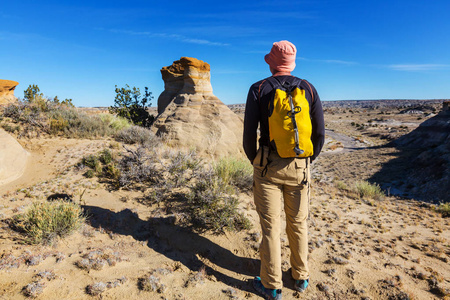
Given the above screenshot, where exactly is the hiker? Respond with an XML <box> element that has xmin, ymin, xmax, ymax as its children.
<box><xmin>243</xmin><ymin>40</ymin><xmax>325</xmax><ymax>300</ymax></box>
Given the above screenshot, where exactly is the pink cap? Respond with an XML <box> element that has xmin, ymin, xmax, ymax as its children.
<box><xmin>264</xmin><ymin>40</ymin><xmax>297</xmax><ymax>72</ymax></box>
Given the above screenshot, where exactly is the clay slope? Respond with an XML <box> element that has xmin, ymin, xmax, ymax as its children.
<box><xmin>371</xmin><ymin>108</ymin><xmax>450</xmax><ymax>202</ymax></box>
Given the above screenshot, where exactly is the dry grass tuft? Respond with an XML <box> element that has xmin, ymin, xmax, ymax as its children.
<box><xmin>12</xmin><ymin>200</ymin><xmax>85</xmax><ymax>245</ymax></box>
<box><xmin>355</xmin><ymin>181</ymin><xmax>384</xmax><ymax>200</ymax></box>
<box><xmin>22</xmin><ymin>281</ymin><xmax>45</xmax><ymax>298</ymax></box>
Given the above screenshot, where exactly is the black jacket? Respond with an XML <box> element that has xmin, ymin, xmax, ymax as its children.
<box><xmin>243</xmin><ymin>75</ymin><xmax>325</xmax><ymax>162</ymax></box>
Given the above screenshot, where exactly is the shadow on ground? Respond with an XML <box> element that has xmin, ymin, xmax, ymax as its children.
<box><xmin>369</xmin><ymin>111</ymin><xmax>450</xmax><ymax>203</ymax></box>
<box><xmin>82</xmin><ymin>204</ymin><xmax>261</xmax><ymax>294</ymax></box>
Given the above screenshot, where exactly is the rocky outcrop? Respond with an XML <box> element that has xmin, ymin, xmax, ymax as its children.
<box><xmin>154</xmin><ymin>57</ymin><xmax>244</xmax><ymax>157</ymax></box>
<box><xmin>0</xmin><ymin>129</ymin><xmax>29</xmax><ymax>186</ymax></box>
<box><xmin>0</xmin><ymin>80</ymin><xmax>19</xmax><ymax>106</ymax></box>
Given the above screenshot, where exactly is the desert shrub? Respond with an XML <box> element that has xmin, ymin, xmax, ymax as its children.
<box><xmin>355</xmin><ymin>181</ymin><xmax>384</xmax><ymax>200</ymax></box>
<box><xmin>99</xmin><ymin>113</ymin><xmax>131</xmax><ymax>131</ymax></box>
<box><xmin>1</xmin><ymin>123</ymin><xmax>20</xmax><ymax>133</ymax></box>
<box><xmin>85</xmin><ymin>169</ymin><xmax>95</xmax><ymax>178</ymax></box>
<box><xmin>86</xmin><ymin>282</ymin><xmax>107</xmax><ymax>296</ymax></box>
<box><xmin>99</xmin><ymin>149</ymin><xmax>113</xmax><ymax>165</ymax></box>
<box><xmin>22</xmin><ymin>281</ymin><xmax>45</xmax><ymax>298</ymax></box>
<box><xmin>115</xmin><ymin>125</ymin><xmax>159</xmax><ymax>146</ymax></box>
<box><xmin>1</xmin><ymin>84</ymin><xmax>125</xmax><ymax>138</ymax></box>
<box><xmin>164</xmin><ymin>150</ymin><xmax>202</xmax><ymax>188</ymax></box>
<box><xmin>2</xmin><ymin>100</ymin><xmax>123</xmax><ymax>138</ymax></box>
<box><xmin>109</xmin><ymin>85</ymin><xmax>155</xmax><ymax>127</ymax></box>
<box><xmin>81</xmin><ymin>150</ymin><xmax>120</xmax><ymax>180</ymax></box>
<box><xmin>79</xmin><ymin>147</ymin><xmax>162</xmax><ymax>189</ymax></box>
<box><xmin>334</xmin><ymin>180</ymin><xmax>349</xmax><ymax>191</ymax></box>
<box><xmin>117</xmin><ymin>147</ymin><xmax>161</xmax><ymax>188</ymax></box>
<box><xmin>82</xmin><ymin>154</ymin><xmax>102</xmax><ymax>173</ymax></box>
<box><xmin>49</xmin><ymin>115</ymin><xmax>69</xmax><ymax>134</ymax></box>
<box><xmin>435</xmin><ymin>203</ymin><xmax>450</xmax><ymax>217</ymax></box>
<box><xmin>103</xmin><ymin>163</ymin><xmax>121</xmax><ymax>180</ymax></box>
<box><xmin>187</xmin><ymin>170</ymin><xmax>251</xmax><ymax>233</ymax></box>
<box><xmin>13</xmin><ymin>200</ymin><xmax>85</xmax><ymax>245</ymax></box>
<box><xmin>2</xmin><ymin>101</ymin><xmax>47</xmax><ymax>135</ymax></box>
<box><xmin>47</xmin><ymin>108</ymin><xmax>118</xmax><ymax>138</ymax></box>
<box><xmin>213</xmin><ymin>157</ymin><xmax>252</xmax><ymax>191</ymax></box>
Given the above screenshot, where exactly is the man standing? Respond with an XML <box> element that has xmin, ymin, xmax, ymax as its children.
<box><xmin>243</xmin><ymin>40</ymin><xmax>325</xmax><ymax>300</ymax></box>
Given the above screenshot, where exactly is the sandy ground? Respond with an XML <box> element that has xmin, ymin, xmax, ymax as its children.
<box><xmin>0</xmin><ymin>105</ymin><xmax>449</xmax><ymax>300</ymax></box>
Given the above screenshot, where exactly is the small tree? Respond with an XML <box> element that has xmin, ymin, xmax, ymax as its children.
<box><xmin>23</xmin><ymin>84</ymin><xmax>74</xmax><ymax>109</ymax></box>
<box><xmin>109</xmin><ymin>85</ymin><xmax>154</xmax><ymax>127</ymax></box>
<box><xmin>24</xmin><ymin>84</ymin><xmax>43</xmax><ymax>102</ymax></box>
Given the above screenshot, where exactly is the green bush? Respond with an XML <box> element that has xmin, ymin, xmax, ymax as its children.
<box><xmin>82</xmin><ymin>154</ymin><xmax>101</xmax><ymax>170</ymax></box>
<box><xmin>187</xmin><ymin>170</ymin><xmax>251</xmax><ymax>233</ymax></box>
<box><xmin>109</xmin><ymin>85</ymin><xmax>155</xmax><ymax>127</ymax></box>
<box><xmin>99</xmin><ymin>149</ymin><xmax>113</xmax><ymax>165</ymax></box>
<box><xmin>355</xmin><ymin>181</ymin><xmax>384</xmax><ymax>200</ymax></box>
<box><xmin>213</xmin><ymin>157</ymin><xmax>253</xmax><ymax>191</ymax></box>
<box><xmin>13</xmin><ymin>200</ymin><xmax>85</xmax><ymax>245</ymax></box>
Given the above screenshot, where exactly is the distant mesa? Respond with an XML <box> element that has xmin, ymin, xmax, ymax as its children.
<box><xmin>0</xmin><ymin>79</ymin><xmax>19</xmax><ymax>106</ymax></box>
<box><xmin>153</xmin><ymin>57</ymin><xmax>244</xmax><ymax>157</ymax></box>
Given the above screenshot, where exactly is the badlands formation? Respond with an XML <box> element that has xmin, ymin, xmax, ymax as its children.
<box><xmin>0</xmin><ymin>68</ymin><xmax>448</xmax><ymax>299</ymax></box>
<box><xmin>153</xmin><ymin>57</ymin><xmax>244</xmax><ymax>157</ymax></box>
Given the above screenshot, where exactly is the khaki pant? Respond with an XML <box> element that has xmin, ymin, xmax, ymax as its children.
<box><xmin>253</xmin><ymin>146</ymin><xmax>310</xmax><ymax>289</ymax></box>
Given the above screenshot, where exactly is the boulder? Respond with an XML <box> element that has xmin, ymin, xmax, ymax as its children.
<box><xmin>154</xmin><ymin>57</ymin><xmax>244</xmax><ymax>158</ymax></box>
<box><xmin>0</xmin><ymin>79</ymin><xmax>19</xmax><ymax>105</ymax></box>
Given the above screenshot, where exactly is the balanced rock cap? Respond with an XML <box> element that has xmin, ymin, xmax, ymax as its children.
<box><xmin>264</xmin><ymin>40</ymin><xmax>297</xmax><ymax>72</ymax></box>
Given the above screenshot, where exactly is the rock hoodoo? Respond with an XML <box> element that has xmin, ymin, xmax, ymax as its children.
<box><xmin>153</xmin><ymin>57</ymin><xmax>244</xmax><ymax>157</ymax></box>
<box><xmin>0</xmin><ymin>79</ymin><xmax>19</xmax><ymax>106</ymax></box>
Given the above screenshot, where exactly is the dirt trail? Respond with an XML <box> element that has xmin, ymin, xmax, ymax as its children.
<box><xmin>322</xmin><ymin>129</ymin><xmax>367</xmax><ymax>155</ymax></box>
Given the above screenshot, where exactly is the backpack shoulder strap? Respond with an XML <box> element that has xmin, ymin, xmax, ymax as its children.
<box><xmin>301</xmin><ymin>80</ymin><xmax>315</xmax><ymax>103</ymax></box>
<box><xmin>258</xmin><ymin>76</ymin><xmax>279</xmax><ymax>101</ymax></box>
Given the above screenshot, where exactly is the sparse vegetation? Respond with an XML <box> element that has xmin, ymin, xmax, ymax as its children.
<box><xmin>86</xmin><ymin>282</ymin><xmax>107</xmax><ymax>296</ymax></box>
<box><xmin>115</xmin><ymin>125</ymin><xmax>159</xmax><ymax>146</ymax></box>
<box><xmin>213</xmin><ymin>157</ymin><xmax>253</xmax><ymax>191</ymax></box>
<box><xmin>355</xmin><ymin>181</ymin><xmax>384</xmax><ymax>200</ymax></box>
<box><xmin>2</xmin><ymin>85</ymin><xmax>130</xmax><ymax>138</ymax></box>
<box><xmin>22</xmin><ymin>281</ymin><xmax>45</xmax><ymax>298</ymax></box>
<box><xmin>187</xmin><ymin>169</ymin><xmax>251</xmax><ymax>233</ymax></box>
<box><xmin>76</xmin><ymin>248</ymin><xmax>125</xmax><ymax>271</ymax></box>
<box><xmin>13</xmin><ymin>200</ymin><xmax>85</xmax><ymax>245</ymax></box>
<box><xmin>435</xmin><ymin>203</ymin><xmax>450</xmax><ymax>217</ymax></box>
<box><xmin>334</xmin><ymin>180</ymin><xmax>349</xmax><ymax>191</ymax></box>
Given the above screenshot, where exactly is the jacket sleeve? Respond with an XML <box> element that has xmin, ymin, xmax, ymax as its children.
<box><xmin>310</xmin><ymin>85</ymin><xmax>325</xmax><ymax>161</ymax></box>
<box><xmin>243</xmin><ymin>85</ymin><xmax>260</xmax><ymax>163</ymax></box>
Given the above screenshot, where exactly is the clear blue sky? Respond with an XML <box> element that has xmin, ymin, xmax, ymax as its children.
<box><xmin>1</xmin><ymin>0</ymin><xmax>449</xmax><ymax>107</ymax></box>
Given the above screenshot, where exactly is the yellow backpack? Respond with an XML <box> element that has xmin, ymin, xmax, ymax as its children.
<box><xmin>267</xmin><ymin>77</ymin><xmax>313</xmax><ymax>158</ymax></box>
